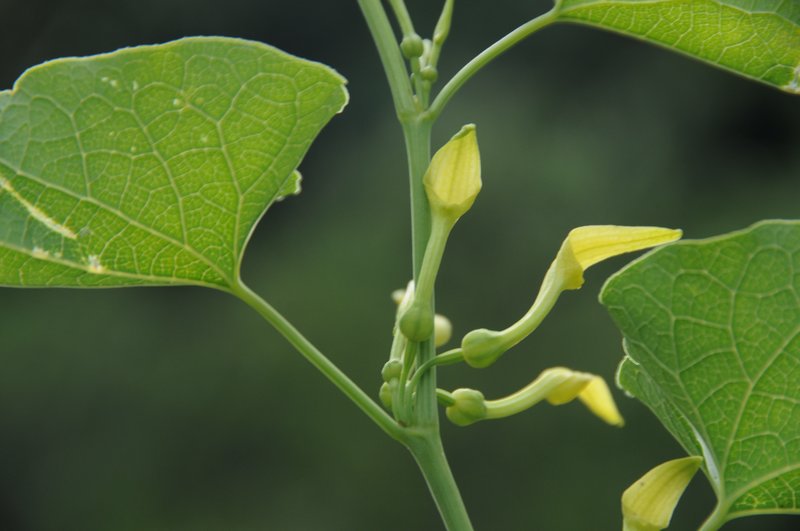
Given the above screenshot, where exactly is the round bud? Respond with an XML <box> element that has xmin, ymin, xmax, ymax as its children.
<box><xmin>399</xmin><ymin>303</ymin><xmax>434</xmax><ymax>342</ymax></box>
<box><xmin>445</xmin><ymin>388</ymin><xmax>487</xmax><ymax>426</ymax></box>
<box><xmin>381</xmin><ymin>359</ymin><xmax>403</xmax><ymax>382</ymax></box>
<box><xmin>400</xmin><ymin>34</ymin><xmax>424</xmax><ymax>59</ymax></box>
<box><xmin>379</xmin><ymin>382</ymin><xmax>394</xmax><ymax>410</ymax></box>
<box><xmin>461</xmin><ymin>328</ymin><xmax>506</xmax><ymax>368</ymax></box>
<box><xmin>420</xmin><ymin>66</ymin><xmax>438</xmax><ymax>83</ymax></box>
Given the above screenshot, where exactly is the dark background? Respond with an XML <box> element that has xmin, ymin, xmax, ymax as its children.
<box><xmin>1</xmin><ymin>1</ymin><xmax>799</xmax><ymax>529</ymax></box>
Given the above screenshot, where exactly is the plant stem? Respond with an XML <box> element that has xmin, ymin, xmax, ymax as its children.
<box><xmin>407</xmin><ymin>433</ymin><xmax>475</xmax><ymax>531</ymax></box>
<box><xmin>358</xmin><ymin>2</ymin><xmax>473</xmax><ymax>528</ymax></box>
<box><xmin>357</xmin><ymin>0</ymin><xmax>417</xmax><ymax>116</ymax></box>
<box><xmin>698</xmin><ymin>504</ymin><xmax>729</xmax><ymax>531</ymax></box>
<box><xmin>408</xmin><ymin>349</ymin><xmax>464</xmax><ymax>400</ymax></box>
<box><xmin>427</xmin><ymin>8</ymin><xmax>558</xmax><ymax>120</ymax></box>
<box><xmin>402</xmin><ymin>114</ymin><xmax>473</xmax><ymax>531</ymax></box>
<box><xmin>428</xmin><ymin>0</ymin><xmax>455</xmax><ymax>68</ymax></box>
<box><xmin>402</xmin><ymin>120</ymin><xmax>436</xmax><ymax>425</ymax></box>
<box><xmin>387</xmin><ymin>0</ymin><xmax>416</xmax><ymax>38</ymax></box>
<box><xmin>230</xmin><ymin>281</ymin><xmax>404</xmax><ymax>442</ymax></box>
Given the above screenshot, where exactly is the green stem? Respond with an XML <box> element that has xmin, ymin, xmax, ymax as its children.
<box><xmin>427</xmin><ymin>8</ymin><xmax>558</xmax><ymax>120</ymax></box>
<box><xmin>402</xmin><ymin>120</ymin><xmax>436</xmax><ymax>425</ymax></box>
<box><xmin>357</xmin><ymin>0</ymin><xmax>417</xmax><ymax>117</ymax></box>
<box><xmin>387</xmin><ymin>0</ymin><xmax>416</xmax><ymax>37</ymax></box>
<box><xmin>358</xmin><ymin>3</ymin><xmax>472</xmax><ymax>529</ymax></box>
<box><xmin>498</xmin><ymin>267</ymin><xmax>564</xmax><ymax>349</ymax></box>
<box><xmin>386</xmin><ymin>0</ymin><xmax>427</xmax><ymax>100</ymax></box>
<box><xmin>428</xmin><ymin>0</ymin><xmax>455</xmax><ymax>68</ymax></box>
<box><xmin>408</xmin><ymin>348</ymin><xmax>464</xmax><ymax>399</ymax></box>
<box><xmin>231</xmin><ymin>281</ymin><xmax>403</xmax><ymax>441</ymax></box>
<box><xmin>415</xmin><ymin>216</ymin><xmax>452</xmax><ymax>311</ymax></box>
<box><xmin>397</xmin><ymin>340</ymin><xmax>418</xmax><ymax>423</ymax></box>
<box><xmin>407</xmin><ymin>434</ymin><xmax>475</xmax><ymax>531</ymax></box>
<box><xmin>400</xmin><ymin>215</ymin><xmax>453</xmax><ymax>341</ymax></box>
<box><xmin>403</xmin><ymin>112</ymin><xmax>473</xmax><ymax>531</ymax></box>
<box><xmin>698</xmin><ymin>504</ymin><xmax>729</xmax><ymax>531</ymax></box>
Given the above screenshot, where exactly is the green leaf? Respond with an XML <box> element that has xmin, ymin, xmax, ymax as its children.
<box><xmin>601</xmin><ymin>220</ymin><xmax>800</xmax><ymax>524</ymax></box>
<box><xmin>0</xmin><ymin>37</ymin><xmax>347</xmax><ymax>289</ymax></box>
<box><xmin>554</xmin><ymin>0</ymin><xmax>800</xmax><ymax>94</ymax></box>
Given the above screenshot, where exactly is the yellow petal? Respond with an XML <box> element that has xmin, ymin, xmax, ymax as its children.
<box><xmin>543</xmin><ymin>367</ymin><xmax>593</xmax><ymax>405</ymax></box>
<box><xmin>424</xmin><ymin>124</ymin><xmax>482</xmax><ymax>221</ymax></box>
<box><xmin>578</xmin><ymin>376</ymin><xmax>625</xmax><ymax>426</ymax></box>
<box><xmin>555</xmin><ymin>225</ymin><xmax>682</xmax><ymax>290</ymax></box>
<box><xmin>622</xmin><ymin>456</ymin><xmax>703</xmax><ymax>530</ymax></box>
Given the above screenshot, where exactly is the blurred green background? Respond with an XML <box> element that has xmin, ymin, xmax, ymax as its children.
<box><xmin>1</xmin><ymin>1</ymin><xmax>799</xmax><ymax>530</ymax></box>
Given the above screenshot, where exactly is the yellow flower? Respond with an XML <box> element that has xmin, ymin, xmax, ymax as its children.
<box><xmin>461</xmin><ymin>225</ymin><xmax>682</xmax><ymax>368</ymax></box>
<box><xmin>444</xmin><ymin>367</ymin><xmax>624</xmax><ymax>427</ymax></box>
<box><xmin>555</xmin><ymin>225</ymin><xmax>682</xmax><ymax>290</ymax></box>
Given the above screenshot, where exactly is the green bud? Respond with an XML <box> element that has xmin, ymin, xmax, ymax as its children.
<box><xmin>400</xmin><ymin>34</ymin><xmax>424</xmax><ymax>59</ymax></box>
<box><xmin>445</xmin><ymin>388</ymin><xmax>487</xmax><ymax>427</ymax></box>
<box><xmin>379</xmin><ymin>381</ymin><xmax>395</xmax><ymax>410</ymax></box>
<box><xmin>420</xmin><ymin>66</ymin><xmax>438</xmax><ymax>83</ymax></box>
<box><xmin>381</xmin><ymin>359</ymin><xmax>403</xmax><ymax>382</ymax></box>
<box><xmin>399</xmin><ymin>301</ymin><xmax>434</xmax><ymax>342</ymax></box>
<box><xmin>424</xmin><ymin>124</ymin><xmax>481</xmax><ymax>223</ymax></box>
<box><xmin>461</xmin><ymin>328</ymin><xmax>507</xmax><ymax>368</ymax></box>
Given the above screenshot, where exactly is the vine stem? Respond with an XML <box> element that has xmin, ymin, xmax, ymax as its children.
<box><xmin>427</xmin><ymin>8</ymin><xmax>558</xmax><ymax>120</ymax></box>
<box><xmin>358</xmin><ymin>2</ymin><xmax>473</xmax><ymax>529</ymax></box>
<box><xmin>356</xmin><ymin>0</ymin><xmax>417</xmax><ymax>117</ymax></box>
<box><xmin>406</xmin><ymin>433</ymin><xmax>474</xmax><ymax>531</ymax></box>
<box><xmin>230</xmin><ymin>281</ymin><xmax>404</xmax><ymax>442</ymax></box>
<box><xmin>697</xmin><ymin>504</ymin><xmax>729</xmax><ymax>531</ymax></box>
<box><xmin>402</xmin><ymin>91</ymin><xmax>474</xmax><ymax>531</ymax></box>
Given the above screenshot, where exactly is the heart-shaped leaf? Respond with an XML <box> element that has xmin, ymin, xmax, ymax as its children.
<box><xmin>0</xmin><ymin>37</ymin><xmax>347</xmax><ymax>289</ymax></box>
<box><xmin>555</xmin><ymin>0</ymin><xmax>800</xmax><ymax>94</ymax></box>
<box><xmin>601</xmin><ymin>220</ymin><xmax>800</xmax><ymax>525</ymax></box>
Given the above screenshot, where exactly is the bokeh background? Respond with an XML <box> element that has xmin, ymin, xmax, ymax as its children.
<box><xmin>1</xmin><ymin>1</ymin><xmax>799</xmax><ymax>530</ymax></box>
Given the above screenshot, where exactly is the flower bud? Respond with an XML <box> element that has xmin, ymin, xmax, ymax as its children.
<box><xmin>400</xmin><ymin>300</ymin><xmax>434</xmax><ymax>342</ymax></box>
<box><xmin>445</xmin><ymin>388</ymin><xmax>487</xmax><ymax>427</ymax></box>
<box><xmin>622</xmin><ymin>456</ymin><xmax>702</xmax><ymax>531</ymax></box>
<box><xmin>379</xmin><ymin>381</ymin><xmax>395</xmax><ymax>410</ymax></box>
<box><xmin>394</xmin><ymin>283</ymin><xmax>453</xmax><ymax>346</ymax></box>
<box><xmin>420</xmin><ymin>66</ymin><xmax>438</xmax><ymax>83</ymax></box>
<box><xmin>461</xmin><ymin>328</ymin><xmax>506</xmax><ymax>368</ymax></box>
<box><xmin>400</xmin><ymin>34</ymin><xmax>424</xmax><ymax>59</ymax></box>
<box><xmin>433</xmin><ymin>314</ymin><xmax>452</xmax><ymax>347</ymax></box>
<box><xmin>424</xmin><ymin>124</ymin><xmax>481</xmax><ymax>224</ymax></box>
<box><xmin>381</xmin><ymin>360</ymin><xmax>403</xmax><ymax>382</ymax></box>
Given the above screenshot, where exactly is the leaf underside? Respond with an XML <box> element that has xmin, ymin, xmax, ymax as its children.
<box><xmin>601</xmin><ymin>220</ymin><xmax>800</xmax><ymax>523</ymax></box>
<box><xmin>0</xmin><ymin>37</ymin><xmax>348</xmax><ymax>289</ymax></box>
<box><xmin>556</xmin><ymin>0</ymin><xmax>800</xmax><ymax>94</ymax></box>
